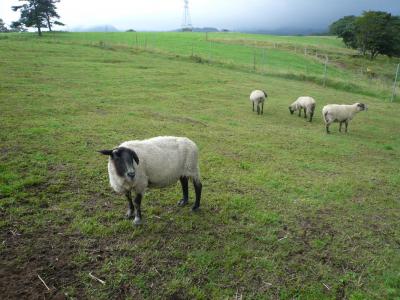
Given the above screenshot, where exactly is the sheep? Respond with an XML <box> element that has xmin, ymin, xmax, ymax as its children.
<box><xmin>322</xmin><ymin>103</ymin><xmax>368</xmax><ymax>134</ymax></box>
<box><xmin>289</xmin><ymin>96</ymin><xmax>316</xmax><ymax>122</ymax></box>
<box><xmin>99</xmin><ymin>136</ymin><xmax>202</xmax><ymax>225</ymax></box>
<box><xmin>250</xmin><ymin>90</ymin><xmax>268</xmax><ymax>115</ymax></box>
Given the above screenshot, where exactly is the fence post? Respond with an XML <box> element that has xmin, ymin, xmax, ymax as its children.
<box><xmin>263</xmin><ymin>48</ymin><xmax>266</xmax><ymax>73</ymax></box>
<box><xmin>208</xmin><ymin>41</ymin><xmax>211</xmax><ymax>61</ymax></box>
<box><xmin>253</xmin><ymin>48</ymin><xmax>256</xmax><ymax>72</ymax></box>
<box><xmin>304</xmin><ymin>47</ymin><xmax>307</xmax><ymax>56</ymax></box>
<box><xmin>391</xmin><ymin>63</ymin><xmax>400</xmax><ymax>102</ymax></box>
<box><xmin>323</xmin><ymin>55</ymin><xmax>328</xmax><ymax>87</ymax></box>
<box><xmin>191</xmin><ymin>43</ymin><xmax>194</xmax><ymax>57</ymax></box>
<box><xmin>135</xmin><ymin>32</ymin><xmax>138</xmax><ymax>48</ymax></box>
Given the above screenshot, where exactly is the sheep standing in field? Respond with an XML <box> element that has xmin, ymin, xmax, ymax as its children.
<box><xmin>250</xmin><ymin>90</ymin><xmax>268</xmax><ymax>115</ymax></box>
<box><xmin>322</xmin><ymin>103</ymin><xmax>368</xmax><ymax>134</ymax></box>
<box><xmin>289</xmin><ymin>96</ymin><xmax>316</xmax><ymax>122</ymax></box>
<box><xmin>99</xmin><ymin>136</ymin><xmax>202</xmax><ymax>225</ymax></box>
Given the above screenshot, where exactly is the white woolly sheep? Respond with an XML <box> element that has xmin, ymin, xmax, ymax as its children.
<box><xmin>99</xmin><ymin>136</ymin><xmax>202</xmax><ymax>225</ymax></box>
<box><xmin>322</xmin><ymin>103</ymin><xmax>368</xmax><ymax>134</ymax></box>
<box><xmin>289</xmin><ymin>96</ymin><xmax>316</xmax><ymax>122</ymax></box>
<box><xmin>250</xmin><ymin>90</ymin><xmax>268</xmax><ymax>115</ymax></box>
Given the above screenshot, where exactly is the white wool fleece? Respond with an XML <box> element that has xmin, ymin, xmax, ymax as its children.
<box><xmin>108</xmin><ymin>136</ymin><xmax>201</xmax><ymax>195</ymax></box>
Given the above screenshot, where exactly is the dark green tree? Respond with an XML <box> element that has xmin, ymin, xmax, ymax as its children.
<box><xmin>0</xmin><ymin>18</ymin><xmax>9</xmax><ymax>32</ymax></box>
<box><xmin>330</xmin><ymin>11</ymin><xmax>400</xmax><ymax>59</ymax></box>
<box><xmin>10</xmin><ymin>21</ymin><xmax>27</xmax><ymax>32</ymax></box>
<box><xmin>12</xmin><ymin>0</ymin><xmax>63</xmax><ymax>36</ymax></box>
<box><xmin>41</xmin><ymin>0</ymin><xmax>64</xmax><ymax>31</ymax></box>
<box><xmin>355</xmin><ymin>11</ymin><xmax>395</xmax><ymax>59</ymax></box>
<box><xmin>329</xmin><ymin>15</ymin><xmax>358</xmax><ymax>48</ymax></box>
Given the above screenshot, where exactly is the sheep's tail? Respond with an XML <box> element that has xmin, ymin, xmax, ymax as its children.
<box><xmin>323</xmin><ymin>111</ymin><xmax>328</xmax><ymax>123</ymax></box>
<box><xmin>262</xmin><ymin>90</ymin><xmax>268</xmax><ymax>98</ymax></box>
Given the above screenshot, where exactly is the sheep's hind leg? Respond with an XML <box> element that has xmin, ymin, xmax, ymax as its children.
<box><xmin>178</xmin><ymin>176</ymin><xmax>189</xmax><ymax>206</ymax></box>
<box><xmin>298</xmin><ymin>108</ymin><xmax>302</xmax><ymax>117</ymax></box>
<box><xmin>125</xmin><ymin>191</ymin><xmax>134</xmax><ymax>219</ymax></box>
<box><xmin>339</xmin><ymin>121</ymin><xmax>343</xmax><ymax>132</ymax></box>
<box><xmin>261</xmin><ymin>102</ymin><xmax>264</xmax><ymax>115</ymax></box>
<box><xmin>326</xmin><ymin>123</ymin><xmax>331</xmax><ymax>134</ymax></box>
<box><xmin>192</xmin><ymin>179</ymin><xmax>202</xmax><ymax>211</ymax></box>
<box><xmin>133</xmin><ymin>193</ymin><xmax>143</xmax><ymax>225</ymax></box>
<box><xmin>345</xmin><ymin>120</ymin><xmax>349</xmax><ymax>133</ymax></box>
<box><xmin>252</xmin><ymin>102</ymin><xmax>254</xmax><ymax>112</ymax></box>
<box><xmin>257</xmin><ymin>104</ymin><xmax>260</xmax><ymax>115</ymax></box>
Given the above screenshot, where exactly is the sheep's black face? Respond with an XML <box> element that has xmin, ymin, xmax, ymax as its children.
<box><xmin>289</xmin><ymin>107</ymin><xmax>294</xmax><ymax>115</ymax></box>
<box><xmin>99</xmin><ymin>147</ymin><xmax>139</xmax><ymax>181</ymax></box>
<box><xmin>357</xmin><ymin>103</ymin><xmax>367</xmax><ymax>111</ymax></box>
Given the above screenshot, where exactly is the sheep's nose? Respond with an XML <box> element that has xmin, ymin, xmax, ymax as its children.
<box><xmin>127</xmin><ymin>172</ymin><xmax>135</xmax><ymax>178</ymax></box>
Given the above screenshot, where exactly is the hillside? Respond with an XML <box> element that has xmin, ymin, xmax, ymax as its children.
<box><xmin>0</xmin><ymin>33</ymin><xmax>399</xmax><ymax>299</ymax></box>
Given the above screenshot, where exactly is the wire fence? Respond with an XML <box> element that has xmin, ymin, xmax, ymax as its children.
<box><xmin>44</xmin><ymin>32</ymin><xmax>400</xmax><ymax>102</ymax></box>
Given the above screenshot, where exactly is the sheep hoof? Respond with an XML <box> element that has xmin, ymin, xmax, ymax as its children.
<box><xmin>192</xmin><ymin>206</ymin><xmax>200</xmax><ymax>212</ymax></box>
<box><xmin>125</xmin><ymin>210</ymin><xmax>134</xmax><ymax>219</ymax></box>
<box><xmin>133</xmin><ymin>217</ymin><xmax>143</xmax><ymax>225</ymax></box>
<box><xmin>177</xmin><ymin>199</ymin><xmax>189</xmax><ymax>206</ymax></box>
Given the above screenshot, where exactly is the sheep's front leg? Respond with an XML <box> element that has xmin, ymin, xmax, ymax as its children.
<box><xmin>125</xmin><ymin>191</ymin><xmax>134</xmax><ymax>219</ymax></box>
<box><xmin>257</xmin><ymin>103</ymin><xmax>260</xmax><ymax>115</ymax></box>
<box><xmin>178</xmin><ymin>176</ymin><xmax>189</xmax><ymax>206</ymax></box>
<box><xmin>304</xmin><ymin>109</ymin><xmax>307</xmax><ymax>119</ymax></box>
<box><xmin>339</xmin><ymin>121</ymin><xmax>343</xmax><ymax>132</ymax></box>
<box><xmin>309</xmin><ymin>110</ymin><xmax>314</xmax><ymax>122</ymax></box>
<box><xmin>345</xmin><ymin>120</ymin><xmax>349</xmax><ymax>133</ymax></box>
<box><xmin>261</xmin><ymin>102</ymin><xmax>264</xmax><ymax>115</ymax></box>
<box><xmin>133</xmin><ymin>193</ymin><xmax>143</xmax><ymax>225</ymax></box>
<box><xmin>298</xmin><ymin>108</ymin><xmax>302</xmax><ymax>117</ymax></box>
<box><xmin>252</xmin><ymin>102</ymin><xmax>254</xmax><ymax>112</ymax></box>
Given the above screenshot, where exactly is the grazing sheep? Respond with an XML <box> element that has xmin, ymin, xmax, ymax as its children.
<box><xmin>289</xmin><ymin>96</ymin><xmax>316</xmax><ymax>122</ymax></box>
<box><xmin>250</xmin><ymin>90</ymin><xmax>268</xmax><ymax>115</ymax></box>
<box><xmin>99</xmin><ymin>136</ymin><xmax>202</xmax><ymax>225</ymax></box>
<box><xmin>322</xmin><ymin>103</ymin><xmax>368</xmax><ymax>134</ymax></box>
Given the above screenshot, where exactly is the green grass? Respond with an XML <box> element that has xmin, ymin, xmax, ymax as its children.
<box><xmin>10</xmin><ymin>31</ymin><xmax>397</xmax><ymax>100</ymax></box>
<box><xmin>0</xmin><ymin>33</ymin><xmax>399</xmax><ymax>299</ymax></box>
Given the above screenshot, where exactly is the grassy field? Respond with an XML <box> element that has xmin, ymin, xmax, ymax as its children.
<box><xmin>0</xmin><ymin>32</ymin><xmax>400</xmax><ymax>299</ymax></box>
<box><xmin>20</xmin><ymin>31</ymin><xmax>399</xmax><ymax>100</ymax></box>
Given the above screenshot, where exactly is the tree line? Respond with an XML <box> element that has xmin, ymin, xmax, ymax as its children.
<box><xmin>330</xmin><ymin>11</ymin><xmax>400</xmax><ymax>59</ymax></box>
<box><xmin>0</xmin><ymin>0</ymin><xmax>63</xmax><ymax>35</ymax></box>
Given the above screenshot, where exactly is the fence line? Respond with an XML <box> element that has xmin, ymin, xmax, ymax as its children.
<box><xmin>78</xmin><ymin>34</ymin><xmax>396</xmax><ymax>100</ymax></box>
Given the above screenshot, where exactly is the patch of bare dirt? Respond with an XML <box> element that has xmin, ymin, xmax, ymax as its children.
<box><xmin>0</xmin><ymin>224</ymin><xmax>85</xmax><ymax>299</ymax></box>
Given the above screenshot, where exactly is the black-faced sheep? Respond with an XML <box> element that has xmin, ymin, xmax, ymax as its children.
<box><xmin>289</xmin><ymin>96</ymin><xmax>316</xmax><ymax>122</ymax></box>
<box><xmin>250</xmin><ymin>90</ymin><xmax>268</xmax><ymax>115</ymax></box>
<box><xmin>322</xmin><ymin>103</ymin><xmax>368</xmax><ymax>134</ymax></box>
<box><xmin>99</xmin><ymin>136</ymin><xmax>202</xmax><ymax>225</ymax></box>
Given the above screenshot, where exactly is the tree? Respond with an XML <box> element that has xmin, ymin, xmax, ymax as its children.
<box><xmin>10</xmin><ymin>21</ymin><xmax>28</xmax><ymax>32</ymax></box>
<box><xmin>355</xmin><ymin>11</ymin><xmax>395</xmax><ymax>59</ymax></box>
<box><xmin>0</xmin><ymin>18</ymin><xmax>9</xmax><ymax>32</ymax></box>
<box><xmin>41</xmin><ymin>0</ymin><xmax>64</xmax><ymax>31</ymax></box>
<box><xmin>329</xmin><ymin>15</ymin><xmax>358</xmax><ymax>49</ymax></box>
<box><xmin>330</xmin><ymin>11</ymin><xmax>400</xmax><ymax>59</ymax></box>
<box><xmin>12</xmin><ymin>0</ymin><xmax>63</xmax><ymax>36</ymax></box>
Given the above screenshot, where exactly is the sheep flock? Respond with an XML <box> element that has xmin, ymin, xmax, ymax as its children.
<box><xmin>100</xmin><ymin>89</ymin><xmax>368</xmax><ymax>226</ymax></box>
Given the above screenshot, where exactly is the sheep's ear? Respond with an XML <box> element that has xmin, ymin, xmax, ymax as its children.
<box><xmin>131</xmin><ymin>150</ymin><xmax>139</xmax><ymax>165</ymax></box>
<box><xmin>98</xmin><ymin>149</ymin><xmax>113</xmax><ymax>156</ymax></box>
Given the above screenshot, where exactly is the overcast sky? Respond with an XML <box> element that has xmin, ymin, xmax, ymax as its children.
<box><xmin>1</xmin><ymin>0</ymin><xmax>399</xmax><ymax>31</ymax></box>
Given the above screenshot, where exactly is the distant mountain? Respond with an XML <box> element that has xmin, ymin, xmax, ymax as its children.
<box><xmin>173</xmin><ymin>27</ymin><xmax>220</xmax><ymax>32</ymax></box>
<box><xmin>71</xmin><ymin>25</ymin><xmax>120</xmax><ymax>32</ymax></box>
